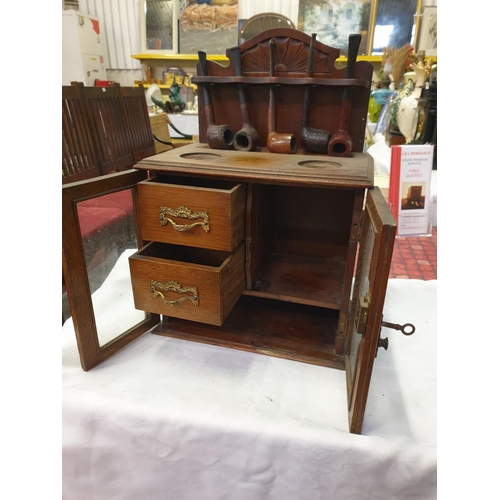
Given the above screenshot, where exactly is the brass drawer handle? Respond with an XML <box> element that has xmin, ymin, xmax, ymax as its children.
<box><xmin>159</xmin><ymin>205</ymin><xmax>210</xmax><ymax>233</ymax></box>
<box><xmin>150</xmin><ymin>279</ymin><xmax>199</xmax><ymax>307</ymax></box>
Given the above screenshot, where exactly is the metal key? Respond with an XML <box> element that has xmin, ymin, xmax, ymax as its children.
<box><xmin>381</xmin><ymin>321</ymin><xmax>416</xmax><ymax>336</ymax></box>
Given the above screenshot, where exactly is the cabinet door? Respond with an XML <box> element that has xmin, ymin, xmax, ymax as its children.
<box><xmin>345</xmin><ymin>187</ymin><xmax>396</xmax><ymax>434</ymax></box>
<box><xmin>62</xmin><ymin>169</ymin><xmax>160</xmax><ymax>371</ymax></box>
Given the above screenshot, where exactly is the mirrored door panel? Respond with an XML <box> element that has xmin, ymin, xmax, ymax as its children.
<box><xmin>74</xmin><ymin>188</ymin><xmax>146</xmax><ymax>348</ymax></box>
<box><xmin>141</xmin><ymin>0</ymin><xmax>178</xmax><ymax>53</ymax></box>
<box><xmin>345</xmin><ymin>187</ymin><xmax>396</xmax><ymax>434</ymax></box>
<box><xmin>63</xmin><ymin>170</ymin><xmax>160</xmax><ymax>371</ymax></box>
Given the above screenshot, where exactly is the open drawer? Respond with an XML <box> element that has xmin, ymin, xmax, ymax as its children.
<box><xmin>137</xmin><ymin>176</ymin><xmax>246</xmax><ymax>251</ymax></box>
<box><xmin>129</xmin><ymin>241</ymin><xmax>245</xmax><ymax>326</ymax></box>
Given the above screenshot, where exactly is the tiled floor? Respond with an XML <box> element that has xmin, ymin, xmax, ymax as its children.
<box><xmin>389</xmin><ymin>227</ymin><xmax>437</xmax><ymax>280</ymax></box>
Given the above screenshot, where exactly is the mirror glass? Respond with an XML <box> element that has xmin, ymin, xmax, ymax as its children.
<box><xmin>75</xmin><ymin>188</ymin><xmax>146</xmax><ymax>347</ymax></box>
<box><xmin>143</xmin><ymin>0</ymin><xmax>176</xmax><ymax>51</ymax></box>
<box><xmin>371</xmin><ymin>0</ymin><xmax>419</xmax><ymax>53</ymax></box>
<box><xmin>348</xmin><ymin>217</ymin><xmax>375</xmax><ymax>382</ymax></box>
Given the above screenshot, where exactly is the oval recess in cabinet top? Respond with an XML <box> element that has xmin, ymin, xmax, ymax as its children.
<box><xmin>298</xmin><ymin>160</ymin><xmax>343</xmax><ymax>168</ymax></box>
<box><xmin>180</xmin><ymin>153</ymin><xmax>222</xmax><ymax>160</ymax></box>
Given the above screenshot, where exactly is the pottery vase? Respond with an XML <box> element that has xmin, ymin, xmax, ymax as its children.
<box><xmin>396</xmin><ymin>64</ymin><xmax>427</xmax><ymax>143</ymax></box>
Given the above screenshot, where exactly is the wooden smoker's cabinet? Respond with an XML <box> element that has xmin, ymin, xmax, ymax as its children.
<box><xmin>62</xmin><ymin>30</ymin><xmax>397</xmax><ymax>434</ymax></box>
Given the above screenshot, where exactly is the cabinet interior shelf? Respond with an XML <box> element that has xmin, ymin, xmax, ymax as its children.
<box><xmin>244</xmin><ymin>252</ymin><xmax>344</xmax><ymax>310</ymax></box>
<box><xmin>152</xmin><ymin>294</ymin><xmax>343</xmax><ymax>369</ymax></box>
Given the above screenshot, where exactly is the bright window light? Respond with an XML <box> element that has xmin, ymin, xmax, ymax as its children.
<box><xmin>373</xmin><ymin>25</ymin><xmax>394</xmax><ymax>50</ymax></box>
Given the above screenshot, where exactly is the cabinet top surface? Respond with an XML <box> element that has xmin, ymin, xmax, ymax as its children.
<box><xmin>135</xmin><ymin>143</ymin><xmax>374</xmax><ymax>188</ymax></box>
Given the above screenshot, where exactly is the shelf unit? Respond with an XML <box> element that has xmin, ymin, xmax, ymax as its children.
<box><xmin>132</xmin><ymin>53</ymin><xmax>437</xmax><ymax>65</ymax></box>
<box><xmin>131</xmin><ymin>53</ymin><xmax>436</xmax><ymax>89</ymax></box>
<box><xmin>132</xmin><ymin>54</ymin><xmax>382</xmax><ymax>88</ymax></box>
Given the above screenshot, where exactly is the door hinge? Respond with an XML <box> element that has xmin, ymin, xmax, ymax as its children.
<box><xmin>350</xmin><ymin>209</ymin><xmax>363</xmax><ymax>243</ymax></box>
<box><xmin>338</xmin><ymin>311</ymin><xmax>348</xmax><ymax>336</ymax></box>
<box><xmin>245</xmin><ymin>237</ymin><xmax>251</xmax><ymax>263</ymax></box>
<box><xmin>355</xmin><ymin>294</ymin><xmax>370</xmax><ymax>336</ymax></box>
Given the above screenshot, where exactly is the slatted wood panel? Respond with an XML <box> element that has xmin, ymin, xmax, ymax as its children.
<box><xmin>118</xmin><ymin>85</ymin><xmax>157</xmax><ymax>162</ymax></box>
<box><xmin>62</xmin><ymin>84</ymin><xmax>101</xmax><ymax>184</ymax></box>
<box><xmin>77</xmin><ymin>83</ymin><xmax>135</xmax><ymax>174</ymax></box>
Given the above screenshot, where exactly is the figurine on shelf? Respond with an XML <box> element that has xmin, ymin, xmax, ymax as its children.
<box><xmin>167</xmin><ymin>83</ymin><xmax>186</xmax><ymax>113</ymax></box>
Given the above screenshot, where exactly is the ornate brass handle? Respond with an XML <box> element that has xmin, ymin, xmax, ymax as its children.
<box><xmin>159</xmin><ymin>205</ymin><xmax>210</xmax><ymax>233</ymax></box>
<box><xmin>150</xmin><ymin>279</ymin><xmax>199</xmax><ymax>307</ymax></box>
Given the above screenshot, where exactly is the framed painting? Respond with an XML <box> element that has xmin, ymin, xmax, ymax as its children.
<box><xmin>179</xmin><ymin>0</ymin><xmax>239</xmax><ymax>55</ymax></box>
<box><xmin>417</xmin><ymin>6</ymin><xmax>437</xmax><ymax>57</ymax></box>
<box><xmin>369</xmin><ymin>0</ymin><xmax>423</xmax><ymax>54</ymax></box>
<box><xmin>298</xmin><ymin>0</ymin><xmax>424</xmax><ymax>56</ymax></box>
<box><xmin>140</xmin><ymin>0</ymin><xmax>179</xmax><ymax>54</ymax></box>
<box><xmin>297</xmin><ymin>0</ymin><xmax>374</xmax><ymax>56</ymax></box>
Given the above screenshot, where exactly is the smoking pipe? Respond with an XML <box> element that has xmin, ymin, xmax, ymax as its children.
<box><xmin>300</xmin><ymin>33</ymin><xmax>331</xmax><ymax>154</ymax></box>
<box><xmin>267</xmin><ymin>39</ymin><xmax>297</xmax><ymax>154</ymax></box>
<box><xmin>327</xmin><ymin>34</ymin><xmax>362</xmax><ymax>157</ymax></box>
<box><xmin>227</xmin><ymin>46</ymin><xmax>259</xmax><ymax>152</ymax></box>
<box><xmin>197</xmin><ymin>51</ymin><xmax>234</xmax><ymax>150</ymax></box>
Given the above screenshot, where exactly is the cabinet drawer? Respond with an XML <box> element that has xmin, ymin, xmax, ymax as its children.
<box><xmin>137</xmin><ymin>177</ymin><xmax>246</xmax><ymax>251</ymax></box>
<box><xmin>129</xmin><ymin>242</ymin><xmax>245</xmax><ymax>326</ymax></box>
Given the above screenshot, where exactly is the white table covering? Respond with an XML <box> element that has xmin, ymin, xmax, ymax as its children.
<box><xmin>167</xmin><ymin>113</ymin><xmax>200</xmax><ymax>138</ymax></box>
<box><xmin>62</xmin><ymin>251</ymin><xmax>437</xmax><ymax>499</ymax></box>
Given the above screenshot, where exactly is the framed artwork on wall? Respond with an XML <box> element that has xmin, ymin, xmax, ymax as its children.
<box><xmin>297</xmin><ymin>0</ymin><xmax>424</xmax><ymax>56</ymax></box>
<box><xmin>179</xmin><ymin>0</ymin><xmax>239</xmax><ymax>55</ymax></box>
<box><xmin>417</xmin><ymin>6</ymin><xmax>437</xmax><ymax>57</ymax></box>
<box><xmin>370</xmin><ymin>0</ymin><xmax>422</xmax><ymax>54</ymax></box>
<box><xmin>297</xmin><ymin>0</ymin><xmax>373</xmax><ymax>56</ymax></box>
<box><xmin>140</xmin><ymin>0</ymin><xmax>179</xmax><ymax>54</ymax></box>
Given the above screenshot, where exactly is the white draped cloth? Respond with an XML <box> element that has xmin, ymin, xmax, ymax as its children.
<box><xmin>62</xmin><ymin>251</ymin><xmax>437</xmax><ymax>499</ymax></box>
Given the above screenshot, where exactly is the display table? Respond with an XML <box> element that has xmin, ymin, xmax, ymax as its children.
<box><xmin>62</xmin><ymin>250</ymin><xmax>437</xmax><ymax>499</ymax></box>
<box><xmin>167</xmin><ymin>112</ymin><xmax>199</xmax><ymax>138</ymax></box>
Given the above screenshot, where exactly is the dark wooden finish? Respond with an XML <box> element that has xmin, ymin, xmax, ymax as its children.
<box><xmin>244</xmin><ymin>183</ymin><xmax>275</xmax><ymax>290</ymax></box>
<box><xmin>62</xmin><ymin>84</ymin><xmax>101</xmax><ymax>184</ymax></box>
<box><xmin>63</xmin><ymin>82</ymin><xmax>157</xmax><ymax>183</ymax></box>
<box><xmin>267</xmin><ymin>38</ymin><xmax>297</xmax><ymax>154</ymax></box>
<box><xmin>198</xmin><ymin>51</ymin><xmax>235</xmax><ymax>150</ymax></box>
<box><xmin>64</xmin><ymin>29</ymin><xmax>398</xmax><ymax>434</ymax></box>
<box><xmin>62</xmin><ymin>169</ymin><xmax>160</xmax><ymax>371</ymax></box>
<box><xmin>76</xmin><ymin>83</ymin><xmax>135</xmax><ymax>174</ymax></box>
<box><xmin>193</xmin><ymin>29</ymin><xmax>372</xmax><ymax>155</ymax></box>
<box><xmin>242</xmin><ymin>184</ymin><xmax>355</xmax><ymax>309</ymax></box>
<box><xmin>345</xmin><ymin>187</ymin><xmax>397</xmax><ymax>434</ymax></box>
<box><xmin>327</xmin><ymin>34</ymin><xmax>362</xmax><ymax>157</ymax></box>
<box><xmin>301</xmin><ymin>33</ymin><xmax>331</xmax><ymax>154</ymax></box>
<box><xmin>137</xmin><ymin>177</ymin><xmax>246</xmax><ymax>252</ymax></box>
<box><xmin>243</xmin><ymin>252</ymin><xmax>344</xmax><ymax>308</ymax></box>
<box><xmin>228</xmin><ymin>46</ymin><xmax>260</xmax><ymax>152</ymax></box>
<box><xmin>118</xmin><ymin>85</ymin><xmax>157</xmax><ymax>162</ymax></box>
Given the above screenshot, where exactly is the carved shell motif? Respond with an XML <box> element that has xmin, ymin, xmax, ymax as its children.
<box><xmin>241</xmin><ymin>38</ymin><xmax>330</xmax><ymax>75</ymax></box>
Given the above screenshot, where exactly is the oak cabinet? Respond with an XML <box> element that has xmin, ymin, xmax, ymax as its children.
<box><xmin>62</xmin><ymin>29</ymin><xmax>397</xmax><ymax>434</ymax></box>
<box><xmin>63</xmin><ymin>146</ymin><xmax>395</xmax><ymax>434</ymax></box>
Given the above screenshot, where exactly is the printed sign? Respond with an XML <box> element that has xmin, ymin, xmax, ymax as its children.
<box><xmin>389</xmin><ymin>144</ymin><xmax>434</xmax><ymax>236</ymax></box>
